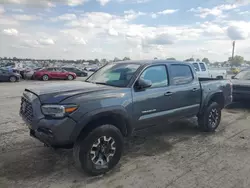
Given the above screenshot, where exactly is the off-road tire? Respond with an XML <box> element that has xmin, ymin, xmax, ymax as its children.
<box><xmin>198</xmin><ymin>102</ymin><xmax>221</xmax><ymax>132</ymax></box>
<box><xmin>73</xmin><ymin>124</ymin><xmax>124</xmax><ymax>176</ymax></box>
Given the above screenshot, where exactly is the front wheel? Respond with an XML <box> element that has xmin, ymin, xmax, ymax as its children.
<box><xmin>67</xmin><ymin>74</ymin><xmax>74</xmax><ymax>80</ymax></box>
<box><xmin>9</xmin><ymin>76</ymin><xmax>17</xmax><ymax>82</ymax></box>
<box><xmin>42</xmin><ymin>74</ymin><xmax>49</xmax><ymax>81</ymax></box>
<box><xmin>73</xmin><ymin>124</ymin><xmax>124</xmax><ymax>176</ymax></box>
<box><xmin>198</xmin><ymin>102</ymin><xmax>221</xmax><ymax>132</ymax></box>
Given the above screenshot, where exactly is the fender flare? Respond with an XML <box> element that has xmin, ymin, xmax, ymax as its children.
<box><xmin>70</xmin><ymin>106</ymin><xmax>133</xmax><ymax>142</ymax></box>
<box><xmin>200</xmin><ymin>91</ymin><xmax>224</xmax><ymax>114</ymax></box>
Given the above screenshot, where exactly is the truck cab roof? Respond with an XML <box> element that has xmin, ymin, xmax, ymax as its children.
<box><xmin>112</xmin><ymin>60</ymin><xmax>190</xmax><ymax>66</ymax></box>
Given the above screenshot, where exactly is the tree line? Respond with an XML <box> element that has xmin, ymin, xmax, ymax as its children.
<box><xmin>1</xmin><ymin>55</ymin><xmax>249</xmax><ymax>67</ymax></box>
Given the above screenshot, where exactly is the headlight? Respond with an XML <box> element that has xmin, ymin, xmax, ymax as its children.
<box><xmin>41</xmin><ymin>104</ymin><xmax>78</xmax><ymax>118</ymax></box>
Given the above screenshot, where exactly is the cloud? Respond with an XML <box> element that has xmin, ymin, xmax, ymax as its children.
<box><xmin>13</xmin><ymin>14</ymin><xmax>40</xmax><ymax>21</ymax></box>
<box><xmin>108</xmin><ymin>27</ymin><xmax>118</xmax><ymax>36</ymax></box>
<box><xmin>188</xmin><ymin>4</ymin><xmax>238</xmax><ymax>18</ymax></box>
<box><xmin>1</xmin><ymin>0</ymin><xmax>55</xmax><ymax>8</ymax></box>
<box><xmin>72</xmin><ymin>37</ymin><xmax>87</xmax><ymax>44</ymax></box>
<box><xmin>227</xmin><ymin>25</ymin><xmax>249</xmax><ymax>40</ymax></box>
<box><xmin>0</xmin><ymin>0</ymin><xmax>88</xmax><ymax>7</ymax></box>
<box><xmin>11</xmin><ymin>8</ymin><xmax>24</xmax><ymax>12</ymax></box>
<box><xmin>96</xmin><ymin>0</ymin><xmax>110</xmax><ymax>6</ymax></box>
<box><xmin>2</xmin><ymin>28</ymin><xmax>19</xmax><ymax>36</ymax></box>
<box><xmin>52</xmin><ymin>13</ymin><xmax>77</xmax><ymax>21</ymax></box>
<box><xmin>158</xmin><ymin>9</ymin><xmax>179</xmax><ymax>15</ymax></box>
<box><xmin>66</xmin><ymin>0</ymin><xmax>87</xmax><ymax>6</ymax></box>
<box><xmin>117</xmin><ymin>0</ymin><xmax>150</xmax><ymax>4</ymax></box>
<box><xmin>144</xmin><ymin>34</ymin><xmax>176</xmax><ymax>46</ymax></box>
<box><xmin>238</xmin><ymin>11</ymin><xmax>250</xmax><ymax>15</ymax></box>
<box><xmin>200</xmin><ymin>22</ymin><xmax>225</xmax><ymax>37</ymax></box>
<box><xmin>0</xmin><ymin>5</ymin><xmax>4</xmax><ymax>14</ymax></box>
<box><xmin>124</xmin><ymin>10</ymin><xmax>146</xmax><ymax>20</ymax></box>
<box><xmin>151</xmin><ymin>13</ymin><xmax>157</xmax><ymax>19</ymax></box>
<box><xmin>38</xmin><ymin>38</ymin><xmax>55</xmax><ymax>45</ymax></box>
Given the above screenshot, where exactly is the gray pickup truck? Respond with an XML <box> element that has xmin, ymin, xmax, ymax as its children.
<box><xmin>20</xmin><ymin>60</ymin><xmax>232</xmax><ymax>176</ymax></box>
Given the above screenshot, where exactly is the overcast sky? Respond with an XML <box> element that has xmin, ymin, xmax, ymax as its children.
<box><xmin>0</xmin><ymin>0</ymin><xmax>250</xmax><ymax>61</ymax></box>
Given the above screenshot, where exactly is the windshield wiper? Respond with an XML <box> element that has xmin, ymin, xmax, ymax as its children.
<box><xmin>94</xmin><ymin>82</ymin><xmax>108</xmax><ymax>85</ymax></box>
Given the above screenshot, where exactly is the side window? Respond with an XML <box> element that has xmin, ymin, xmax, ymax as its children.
<box><xmin>199</xmin><ymin>63</ymin><xmax>206</xmax><ymax>71</ymax></box>
<box><xmin>170</xmin><ymin>64</ymin><xmax>193</xmax><ymax>85</ymax></box>
<box><xmin>140</xmin><ymin>65</ymin><xmax>168</xmax><ymax>88</ymax></box>
<box><xmin>47</xmin><ymin>68</ymin><xmax>54</xmax><ymax>71</ymax></box>
<box><xmin>193</xmin><ymin>63</ymin><xmax>200</xmax><ymax>72</ymax></box>
<box><xmin>55</xmin><ymin>68</ymin><xmax>62</xmax><ymax>72</ymax></box>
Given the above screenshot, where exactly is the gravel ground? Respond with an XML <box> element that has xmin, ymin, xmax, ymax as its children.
<box><xmin>0</xmin><ymin>79</ymin><xmax>250</xmax><ymax>188</ymax></box>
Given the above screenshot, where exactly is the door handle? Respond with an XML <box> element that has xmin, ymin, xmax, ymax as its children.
<box><xmin>164</xmin><ymin>92</ymin><xmax>173</xmax><ymax>96</ymax></box>
<box><xmin>192</xmin><ymin>88</ymin><xmax>199</xmax><ymax>92</ymax></box>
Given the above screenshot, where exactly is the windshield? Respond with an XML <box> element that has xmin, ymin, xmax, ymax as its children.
<box><xmin>234</xmin><ymin>70</ymin><xmax>250</xmax><ymax>80</ymax></box>
<box><xmin>86</xmin><ymin>63</ymin><xmax>140</xmax><ymax>87</ymax></box>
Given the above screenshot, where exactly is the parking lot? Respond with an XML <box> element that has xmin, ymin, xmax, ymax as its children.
<box><xmin>1</xmin><ymin>80</ymin><xmax>250</xmax><ymax>188</ymax></box>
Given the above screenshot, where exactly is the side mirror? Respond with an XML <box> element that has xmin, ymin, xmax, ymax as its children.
<box><xmin>231</xmin><ymin>75</ymin><xmax>235</xmax><ymax>79</ymax></box>
<box><xmin>135</xmin><ymin>78</ymin><xmax>152</xmax><ymax>90</ymax></box>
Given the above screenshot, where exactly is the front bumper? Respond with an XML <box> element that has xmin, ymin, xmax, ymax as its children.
<box><xmin>20</xmin><ymin>92</ymin><xmax>77</xmax><ymax>147</ymax></box>
<box><xmin>24</xmin><ymin>117</ymin><xmax>77</xmax><ymax>147</ymax></box>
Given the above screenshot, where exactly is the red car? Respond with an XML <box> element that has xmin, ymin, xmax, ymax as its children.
<box><xmin>34</xmin><ymin>67</ymin><xmax>77</xmax><ymax>81</ymax></box>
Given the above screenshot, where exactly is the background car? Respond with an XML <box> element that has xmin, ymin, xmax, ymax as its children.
<box><xmin>33</xmin><ymin>67</ymin><xmax>77</xmax><ymax>81</ymax></box>
<box><xmin>231</xmin><ymin>67</ymin><xmax>240</xmax><ymax>74</ymax></box>
<box><xmin>84</xmin><ymin>66</ymin><xmax>99</xmax><ymax>72</ymax></box>
<box><xmin>62</xmin><ymin>67</ymin><xmax>88</xmax><ymax>77</ymax></box>
<box><xmin>23</xmin><ymin>67</ymin><xmax>42</xmax><ymax>80</ymax></box>
<box><xmin>231</xmin><ymin>68</ymin><xmax>250</xmax><ymax>101</ymax></box>
<box><xmin>0</xmin><ymin>68</ymin><xmax>21</xmax><ymax>82</ymax></box>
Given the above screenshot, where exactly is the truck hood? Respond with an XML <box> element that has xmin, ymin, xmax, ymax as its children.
<box><xmin>25</xmin><ymin>81</ymin><xmax>115</xmax><ymax>103</ymax></box>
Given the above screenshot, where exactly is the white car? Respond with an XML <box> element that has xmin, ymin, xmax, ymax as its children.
<box><xmin>23</xmin><ymin>67</ymin><xmax>42</xmax><ymax>79</ymax></box>
<box><xmin>192</xmin><ymin>62</ymin><xmax>227</xmax><ymax>79</ymax></box>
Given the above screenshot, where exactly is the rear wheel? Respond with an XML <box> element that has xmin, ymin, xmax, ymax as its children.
<box><xmin>42</xmin><ymin>74</ymin><xmax>49</xmax><ymax>81</ymax></box>
<box><xmin>9</xmin><ymin>76</ymin><xmax>17</xmax><ymax>82</ymax></box>
<box><xmin>198</xmin><ymin>102</ymin><xmax>221</xmax><ymax>132</ymax></box>
<box><xmin>67</xmin><ymin>74</ymin><xmax>74</xmax><ymax>80</ymax></box>
<box><xmin>73</xmin><ymin>124</ymin><xmax>124</xmax><ymax>176</ymax></box>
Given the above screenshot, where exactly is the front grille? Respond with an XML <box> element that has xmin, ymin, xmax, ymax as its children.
<box><xmin>20</xmin><ymin>97</ymin><xmax>33</xmax><ymax>123</ymax></box>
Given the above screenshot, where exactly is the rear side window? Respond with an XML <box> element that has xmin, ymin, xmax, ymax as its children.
<box><xmin>199</xmin><ymin>63</ymin><xmax>206</xmax><ymax>71</ymax></box>
<box><xmin>140</xmin><ymin>65</ymin><xmax>168</xmax><ymax>88</ymax></box>
<box><xmin>192</xmin><ymin>63</ymin><xmax>200</xmax><ymax>72</ymax></box>
<box><xmin>170</xmin><ymin>64</ymin><xmax>193</xmax><ymax>85</ymax></box>
<box><xmin>47</xmin><ymin>68</ymin><xmax>55</xmax><ymax>71</ymax></box>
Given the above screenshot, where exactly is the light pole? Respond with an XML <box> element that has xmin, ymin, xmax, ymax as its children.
<box><xmin>232</xmin><ymin>41</ymin><xmax>235</xmax><ymax>60</ymax></box>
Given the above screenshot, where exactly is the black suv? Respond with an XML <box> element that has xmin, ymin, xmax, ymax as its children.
<box><xmin>62</xmin><ymin>67</ymin><xmax>88</xmax><ymax>77</ymax></box>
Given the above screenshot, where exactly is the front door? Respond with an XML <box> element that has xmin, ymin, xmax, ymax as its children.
<box><xmin>132</xmin><ymin>65</ymin><xmax>174</xmax><ymax>130</ymax></box>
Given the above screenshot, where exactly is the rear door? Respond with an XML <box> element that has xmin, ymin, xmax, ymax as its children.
<box><xmin>167</xmin><ymin>63</ymin><xmax>201</xmax><ymax>118</ymax></box>
<box><xmin>46</xmin><ymin>68</ymin><xmax>57</xmax><ymax>78</ymax></box>
<box><xmin>54</xmin><ymin>68</ymin><xmax>66</xmax><ymax>79</ymax></box>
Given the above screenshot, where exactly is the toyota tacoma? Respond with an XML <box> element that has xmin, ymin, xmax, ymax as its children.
<box><xmin>20</xmin><ymin>60</ymin><xmax>232</xmax><ymax>176</ymax></box>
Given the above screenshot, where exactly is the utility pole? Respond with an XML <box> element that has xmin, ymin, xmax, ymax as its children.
<box><xmin>232</xmin><ymin>41</ymin><xmax>235</xmax><ymax>60</ymax></box>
